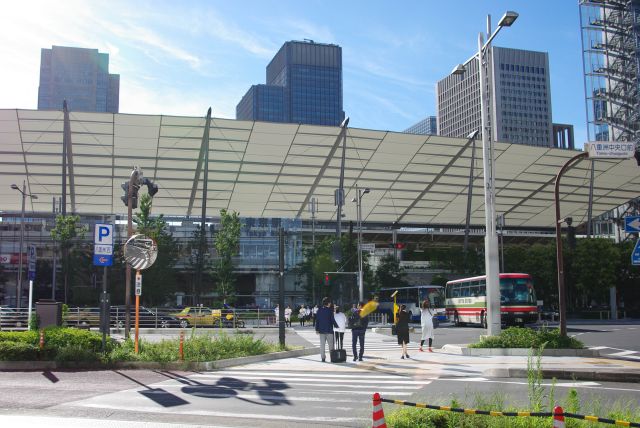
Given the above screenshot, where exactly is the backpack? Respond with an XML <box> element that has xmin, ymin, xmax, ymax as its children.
<box><xmin>348</xmin><ymin>311</ymin><xmax>363</xmax><ymax>329</ymax></box>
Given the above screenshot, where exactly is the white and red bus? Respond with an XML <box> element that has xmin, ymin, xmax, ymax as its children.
<box><xmin>445</xmin><ymin>273</ymin><xmax>538</xmax><ymax>328</ymax></box>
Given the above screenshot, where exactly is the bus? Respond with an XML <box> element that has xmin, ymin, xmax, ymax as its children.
<box><xmin>445</xmin><ymin>273</ymin><xmax>537</xmax><ymax>328</ymax></box>
<box><xmin>378</xmin><ymin>285</ymin><xmax>447</xmax><ymax>323</ymax></box>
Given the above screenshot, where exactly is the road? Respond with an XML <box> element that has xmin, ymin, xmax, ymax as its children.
<box><xmin>0</xmin><ymin>321</ymin><xmax>638</xmax><ymax>427</ymax></box>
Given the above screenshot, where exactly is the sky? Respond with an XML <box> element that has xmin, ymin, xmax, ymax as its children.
<box><xmin>0</xmin><ymin>0</ymin><xmax>588</xmax><ymax>145</ymax></box>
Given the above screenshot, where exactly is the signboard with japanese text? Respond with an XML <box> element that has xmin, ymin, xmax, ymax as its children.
<box><xmin>585</xmin><ymin>142</ymin><xmax>635</xmax><ymax>159</ymax></box>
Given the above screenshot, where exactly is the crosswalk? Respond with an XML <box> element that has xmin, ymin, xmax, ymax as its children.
<box><xmin>296</xmin><ymin>329</ymin><xmax>422</xmax><ymax>355</ymax></box>
<box><xmin>59</xmin><ymin>358</ymin><xmax>427</xmax><ymax>427</ymax></box>
<box><xmin>589</xmin><ymin>346</ymin><xmax>640</xmax><ymax>360</ymax></box>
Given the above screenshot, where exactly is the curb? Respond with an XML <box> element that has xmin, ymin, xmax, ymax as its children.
<box><xmin>441</xmin><ymin>344</ymin><xmax>600</xmax><ymax>357</ymax></box>
<box><xmin>484</xmin><ymin>367</ymin><xmax>640</xmax><ymax>382</ymax></box>
<box><xmin>0</xmin><ymin>347</ymin><xmax>320</xmax><ymax>371</ymax></box>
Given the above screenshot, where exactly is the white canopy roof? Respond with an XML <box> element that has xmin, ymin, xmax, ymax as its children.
<box><xmin>0</xmin><ymin>109</ymin><xmax>638</xmax><ymax>227</ymax></box>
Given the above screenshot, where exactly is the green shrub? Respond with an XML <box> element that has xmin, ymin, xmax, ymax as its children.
<box><xmin>54</xmin><ymin>345</ymin><xmax>100</xmax><ymax>362</ymax></box>
<box><xmin>0</xmin><ymin>331</ymin><xmax>38</xmax><ymax>345</ymax></box>
<box><xmin>42</xmin><ymin>327</ymin><xmax>104</xmax><ymax>353</ymax></box>
<box><xmin>0</xmin><ymin>341</ymin><xmax>39</xmax><ymax>361</ymax></box>
<box><xmin>469</xmin><ymin>327</ymin><xmax>583</xmax><ymax>349</ymax></box>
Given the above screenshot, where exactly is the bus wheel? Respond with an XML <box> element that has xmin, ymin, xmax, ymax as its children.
<box><xmin>480</xmin><ymin>312</ymin><xmax>487</xmax><ymax>329</ymax></box>
<box><xmin>454</xmin><ymin>313</ymin><xmax>461</xmax><ymax>327</ymax></box>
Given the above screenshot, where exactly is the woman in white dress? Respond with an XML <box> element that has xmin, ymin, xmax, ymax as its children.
<box><xmin>333</xmin><ymin>306</ymin><xmax>347</xmax><ymax>349</ymax></box>
<box><xmin>420</xmin><ymin>299</ymin><xmax>434</xmax><ymax>352</ymax></box>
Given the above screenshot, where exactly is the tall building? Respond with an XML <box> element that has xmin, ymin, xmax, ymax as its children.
<box><xmin>236</xmin><ymin>40</ymin><xmax>344</xmax><ymax>126</ymax></box>
<box><xmin>579</xmin><ymin>0</ymin><xmax>639</xmax><ymax>144</ymax></box>
<box><xmin>404</xmin><ymin>116</ymin><xmax>437</xmax><ymax>135</ymax></box>
<box><xmin>38</xmin><ymin>46</ymin><xmax>120</xmax><ymax>113</ymax></box>
<box><xmin>437</xmin><ymin>47</ymin><xmax>553</xmax><ymax>147</ymax></box>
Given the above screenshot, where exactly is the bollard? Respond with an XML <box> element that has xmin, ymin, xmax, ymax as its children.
<box><xmin>372</xmin><ymin>393</ymin><xmax>387</xmax><ymax>428</ymax></box>
<box><xmin>39</xmin><ymin>329</ymin><xmax>44</xmax><ymax>351</ymax></box>
<box><xmin>553</xmin><ymin>406</ymin><xmax>565</xmax><ymax>427</ymax></box>
<box><xmin>179</xmin><ymin>330</ymin><xmax>184</xmax><ymax>361</ymax></box>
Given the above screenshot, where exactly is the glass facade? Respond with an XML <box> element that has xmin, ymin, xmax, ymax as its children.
<box><xmin>404</xmin><ymin>116</ymin><xmax>437</xmax><ymax>135</ymax></box>
<box><xmin>38</xmin><ymin>46</ymin><xmax>119</xmax><ymax>113</ymax></box>
<box><xmin>236</xmin><ymin>41</ymin><xmax>344</xmax><ymax>126</ymax></box>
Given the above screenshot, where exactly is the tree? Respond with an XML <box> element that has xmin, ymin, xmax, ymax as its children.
<box><xmin>50</xmin><ymin>214</ymin><xmax>87</xmax><ymax>303</ymax></box>
<box><xmin>373</xmin><ymin>254</ymin><xmax>408</xmax><ymax>291</ymax></box>
<box><xmin>212</xmin><ymin>209</ymin><xmax>240</xmax><ymax>304</ymax></box>
<box><xmin>132</xmin><ymin>194</ymin><xmax>180</xmax><ymax>306</ymax></box>
<box><xmin>186</xmin><ymin>226</ymin><xmax>213</xmax><ymax>305</ymax></box>
<box><xmin>504</xmin><ymin>243</ymin><xmax>557</xmax><ymax>307</ymax></box>
<box><xmin>571</xmin><ymin>238</ymin><xmax>620</xmax><ymax>308</ymax></box>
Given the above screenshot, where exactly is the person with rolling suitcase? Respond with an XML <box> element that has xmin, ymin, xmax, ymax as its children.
<box><xmin>315</xmin><ymin>297</ymin><xmax>338</xmax><ymax>362</ymax></box>
<box><xmin>331</xmin><ymin>305</ymin><xmax>347</xmax><ymax>363</ymax></box>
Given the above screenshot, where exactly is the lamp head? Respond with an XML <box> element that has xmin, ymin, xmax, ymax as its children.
<box><xmin>451</xmin><ymin>64</ymin><xmax>466</xmax><ymax>76</ymax></box>
<box><xmin>498</xmin><ymin>11</ymin><xmax>518</xmax><ymax>27</ymax></box>
<box><xmin>466</xmin><ymin>130</ymin><xmax>480</xmax><ymax>140</ymax></box>
<box><xmin>10</xmin><ymin>184</ymin><xmax>19</xmax><ymax>190</ymax></box>
<box><xmin>31</xmin><ymin>195</ymin><xmax>38</xmax><ymax>200</ymax></box>
<box><xmin>340</xmin><ymin>117</ymin><xmax>350</xmax><ymax>128</ymax></box>
<box><xmin>362</xmin><ymin>188</ymin><xmax>370</xmax><ymax>195</ymax></box>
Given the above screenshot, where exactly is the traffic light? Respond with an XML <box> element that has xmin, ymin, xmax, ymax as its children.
<box><xmin>142</xmin><ymin>177</ymin><xmax>159</xmax><ymax>197</ymax></box>
<box><xmin>120</xmin><ymin>181</ymin><xmax>139</xmax><ymax>209</ymax></box>
<box><xmin>324</xmin><ymin>274</ymin><xmax>330</xmax><ymax>286</ymax></box>
<box><xmin>388</xmin><ymin>242</ymin><xmax>406</xmax><ymax>249</ymax></box>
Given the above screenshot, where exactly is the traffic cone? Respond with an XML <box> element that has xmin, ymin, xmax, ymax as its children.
<box><xmin>553</xmin><ymin>406</ymin><xmax>565</xmax><ymax>427</ymax></box>
<box><xmin>372</xmin><ymin>392</ymin><xmax>387</xmax><ymax>428</ymax></box>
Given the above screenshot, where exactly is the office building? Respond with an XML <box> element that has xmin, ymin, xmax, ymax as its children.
<box><xmin>437</xmin><ymin>47</ymin><xmax>553</xmax><ymax>147</ymax></box>
<box><xmin>579</xmin><ymin>0</ymin><xmax>639</xmax><ymax>143</ymax></box>
<box><xmin>38</xmin><ymin>46</ymin><xmax>120</xmax><ymax>112</ymax></box>
<box><xmin>404</xmin><ymin>116</ymin><xmax>437</xmax><ymax>135</ymax></box>
<box><xmin>236</xmin><ymin>40</ymin><xmax>344</xmax><ymax>126</ymax></box>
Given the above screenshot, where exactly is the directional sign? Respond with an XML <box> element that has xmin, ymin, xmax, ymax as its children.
<box><xmin>93</xmin><ymin>254</ymin><xmax>113</xmax><ymax>267</ymax></box>
<box><xmin>94</xmin><ymin>224</ymin><xmax>113</xmax><ymax>245</ymax></box>
<box><xmin>625</xmin><ymin>216</ymin><xmax>640</xmax><ymax>233</ymax></box>
<box><xmin>360</xmin><ymin>243</ymin><xmax>376</xmax><ymax>252</ymax></box>
<box><xmin>632</xmin><ymin>239</ymin><xmax>640</xmax><ymax>266</ymax></box>
<box><xmin>28</xmin><ymin>245</ymin><xmax>36</xmax><ymax>281</ymax></box>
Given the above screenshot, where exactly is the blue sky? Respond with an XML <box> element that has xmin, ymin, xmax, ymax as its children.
<box><xmin>1</xmin><ymin>1</ymin><xmax>587</xmax><ymax>144</ymax></box>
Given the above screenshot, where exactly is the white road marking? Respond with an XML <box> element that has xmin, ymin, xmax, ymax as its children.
<box><xmin>609</xmin><ymin>350</ymin><xmax>638</xmax><ymax>357</ymax></box>
<box><xmin>203</xmin><ymin>370</ymin><xmax>408</xmax><ymax>379</ymax></box>
<box><xmin>152</xmin><ymin>381</ymin><xmax>422</xmax><ymax>391</ymax></box>
<box><xmin>189</xmin><ymin>374</ymin><xmax>429</xmax><ymax>385</ymax></box>
<box><xmin>0</xmin><ymin>416</ymin><xmax>239</xmax><ymax>428</ymax></box>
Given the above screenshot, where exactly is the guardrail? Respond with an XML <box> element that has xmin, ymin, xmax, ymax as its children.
<box><xmin>374</xmin><ymin>394</ymin><xmax>640</xmax><ymax>427</ymax></box>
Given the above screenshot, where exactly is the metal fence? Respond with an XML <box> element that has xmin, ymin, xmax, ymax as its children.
<box><xmin>0</xmin><ymin>306</ymin><xmax>390</xmax><ymax>330</ymax></box>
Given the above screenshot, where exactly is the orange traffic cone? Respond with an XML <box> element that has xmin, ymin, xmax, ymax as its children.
<box><xmin>372</xmin><ymin>392</ymin><xmax>387</xmax><ymax>428</ymax></box>
<box><xmin>553</xmin><ymin>406</ymin><xmax>565</xmax><ymax>427</ymax></box>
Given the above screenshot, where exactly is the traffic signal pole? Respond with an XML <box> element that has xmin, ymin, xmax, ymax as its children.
<box><xmin>124</xmin><ymin>167</ymin><xmax>140</xmax><ymax>339</ymax></box>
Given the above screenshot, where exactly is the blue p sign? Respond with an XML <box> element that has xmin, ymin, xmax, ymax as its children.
<box><xmin>94</xmin><ymin>224</ymin><xmax>113</xmax><ymax>245</ymax></box>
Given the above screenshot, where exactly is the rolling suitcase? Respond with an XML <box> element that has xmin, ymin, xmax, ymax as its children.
<box><xmin>330</xmin><ymin>333</ymin><xmax>347</xmax><ymax>363</ymax></box>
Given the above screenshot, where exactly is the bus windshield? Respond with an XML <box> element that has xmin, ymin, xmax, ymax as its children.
<box><xmin>500</xmin><ymin>277</ymin><xmax>536</xmax><ymax>305</ymax></box>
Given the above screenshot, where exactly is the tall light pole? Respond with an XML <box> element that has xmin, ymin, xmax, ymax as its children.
<box><xmin>11</xmin><ymin>181</ymin><xmax>38</xmax><ymax>308</ymax></box>
<box><xmin>353</xmin><ymin>185</ymin><xmax>370</xmax><ymax>302</ymax></box>
<box><xmin>452</xmin><ymin>11</ymin><xmax>518</xmax><ymax>336</ymax></box>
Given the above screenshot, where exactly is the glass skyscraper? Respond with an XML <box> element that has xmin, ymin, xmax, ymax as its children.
<box><xmin>38</xmin><ymin>46</ymin><xmax>120</xmax><ymax>113</ymax></box>
<box><xmin>236</xmin><ymin>40</ymin><xmax>344</xmax><ymax>126</ymax></box>
<box><xmin>404</xmin><ymin>116</ymin><xmax>437</xmax><ymax>135</ymax></box>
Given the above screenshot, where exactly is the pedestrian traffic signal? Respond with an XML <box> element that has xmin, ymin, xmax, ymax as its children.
<box><xmin>325</xmin><ymin>274</ymin><xmax>330</xmax><ymax>286</ymax></box>
<box><xmin>388</xmin><ymin>242</ymin><xmax>405</xmax><ymax>249</ymax></box>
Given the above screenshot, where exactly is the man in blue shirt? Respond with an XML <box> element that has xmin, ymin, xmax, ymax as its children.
<box><xmin>315</xmin><ymin>297</ymin><xmax>338</xmax><ymax>362</ymax></box>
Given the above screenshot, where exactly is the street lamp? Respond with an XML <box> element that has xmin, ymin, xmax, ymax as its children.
<box><xmin>352</xmin><ymin>185</ymin><xmax>370</xmax><ymax>302</ymax></box>
<box><xmin>452</xmin><ymin>11</ymin><xmax>518</xmax><ymax>336</ymax></box>
<box><xmin>10</xmin><ymin>181</ymin><xmax>38</xmax><ymax>308</ymax></box>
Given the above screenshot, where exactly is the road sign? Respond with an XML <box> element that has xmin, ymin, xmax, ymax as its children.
<box><xmin>93</xmin><ymin>224</ymin><xmax>114</xmax><ymax>267</ymax></box>
<box><xmin>360</xmin><ymin>243</ymin><xmax>375</xmax><ymax>252</ymax></box>
<box><xmin>28</xmin><ymin>245</ymin><xmax>36</xmax><ymax>281</ymax></box>
<box><xmin>93</xmin><ymin>254</ymin><xmax>113</xmax><ymax>266</ymax></box>
<box><xmin>632</xmin><ymin>239</ymin><xmax>640</xmax><ymax>266</ymax></box>
<box><xmin>135</xmin><ymin>271</ymin><xmax>142</xmax><ymax>296</ymax></box>
<box><xmin>94</xmin><ymin>224</ymin><xmax>113</xmax><ymax>245</ymax></box>
<box><xmin>585</xmin><ymin>142</ymin><xmax>636</xmax><ymax>159</ymax></box>
<box><xmin>625</xmin><ymin>216</ymin><xmax>640</xmax><ymax>233</ymax></box>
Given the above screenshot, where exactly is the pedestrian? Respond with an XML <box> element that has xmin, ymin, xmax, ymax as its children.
<box><xmin>305</xmin><ymin>305</ymin><xmax>312</xmax><ymax>325</ymax></box>
<box><xmin>284</xmin><ymin>305</ymin><xmax>292</xmax><ymax>328</ymax></box>
<box><xmin>299</xmin><ymin>305</ymin><xmax>306</xmax><ymax>326</ymax></box>
<box><xmin>420</xmin><ymin>299</ymin><xmax>434</xmax><ymax>352</ymax></box>
<box><xmin>312</xmin><ymin>304</ymin><xmax>319</xmax><ymax>327</ymax></box>
<box><xmin>334</xmin><ymin>305</ymin><xmax>347</xmax><ymax>349</ymax></box>
<box><xmin>349</xmin><ymin>301</ymin><xmax>369</xmax><ymax>362</ymax></box>
<box><xmin>396</xmin><ymin>304</ymin><xmax>411</xmax><ymax>359</ymax></box>
<box><xmin>274</xmin><ymin>304</ymin><xmax>279</xmax><ymax>326</ymax></box>
<box><xmin>315</xmin><ymin>297</ymin><xmax>338</xmax><ymax>362</ymax></box>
